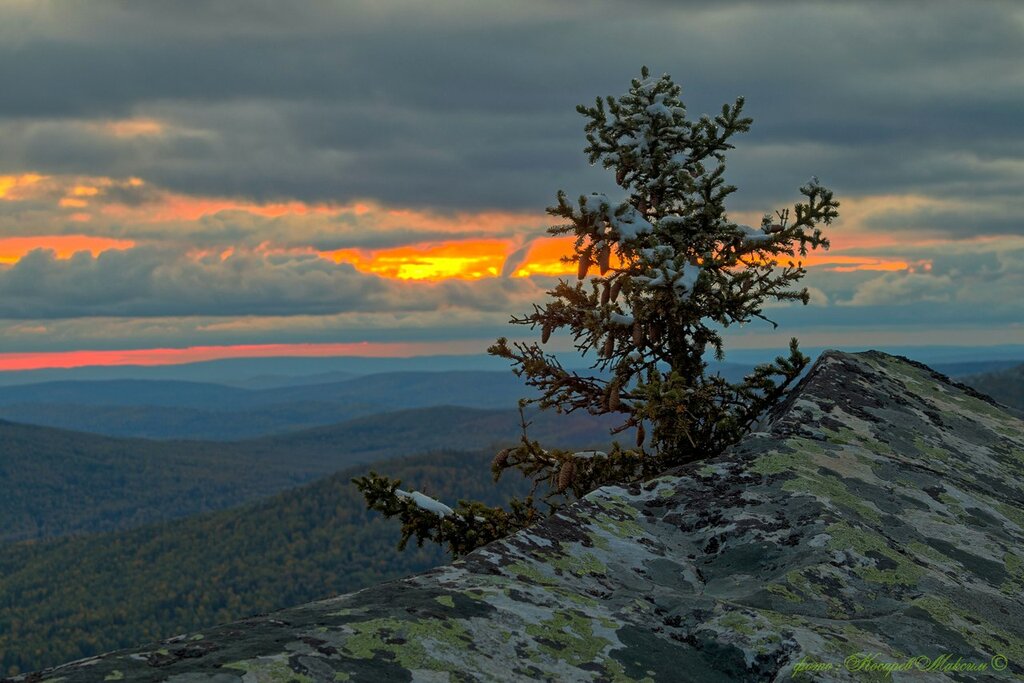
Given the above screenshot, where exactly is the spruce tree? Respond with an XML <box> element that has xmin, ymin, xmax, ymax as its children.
<box><xmin>355</xmin><ymin>67</ymin><xmax>839</xmax><ymax>556</ymax></box>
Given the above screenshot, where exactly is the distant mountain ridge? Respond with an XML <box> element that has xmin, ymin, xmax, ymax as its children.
<box><xmin>0</xmin><ymin>372</ymin><xmax>534</xmax><ymax>410</ymax></box>
<box><xmin>0</xmin><ymin>371</ymin><xmax>540</xmax><ymax>439</ymax></box>
<box><xmin>0</xmin><ymin>354</ymin><xmax>515</xmax><ymax>386</ymax></box>
<box><xmin>0</xmin><ymin>378</ymin><xmax>248</xmax><ymax>408</ymax></box>
<box><xmin>1</xmin><ymin>345</ymin><xmax>1021</xmax><ymax>387</ymax></box>
<box><xmin>0</xmin><ymin>360</ymin><xmax>1018</xmax><ymax>441</ymax></box>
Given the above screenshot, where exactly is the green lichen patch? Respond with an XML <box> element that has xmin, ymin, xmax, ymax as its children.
<box><xmin>911</xmin><ymin>435</ymin><xmax>951</xmax><ymax>463</ymax></box>
<box><xmin>505</xmin><ymin>560</ymin><xmax>559</xmax><ymax>586</ymax></box>
<box><xmin>996</xmin><ymin>502</ymin><xmax>1024</xmax><ymax>532</ymax></box>
<box><xmin>594</xmin><ymin>512</ymin><xmax>646</xmax><ymax>540</ymax></box>
<box><xmin>937</xmin><ymin>492</ymin><xmax>967</xmax><ymax>519</ymax></box>
<box><xmin>826</xmin><ymin>523</ymin><xmax>923</xmax><ymax>586</ymax></box>
<box><xmin>766</xmin><ymin>583</ymin><xmax>802</xmax><ymax>603</ymax></box>
<box><xmin>340</xmin><ymin>616</ymin><xmax>473</xmax><ymax>672</ymax></box>
<box><xmin>585</xmin><ymin>491</ymin><xmax>650</xmax><ymax>542</ymax></box>
<box><xmin>224</xmin><ymin>654</ymin><xmax>313</xmax><ymax>683</ymax></box>
<box><xmin>905</xmin><ymin>540</ymin><xmax>948</xmax><ymax>564</ymax></box>
<box><xmin>716</xmin><ymin>610</ymin><xmax>756</xmax><ymax>636</ymax></box>
<box><xmin>549</xmin><ymin>551</ymin><xmax>607</xmax><ymax>578</ymax></box>
<box><xmin>999</xmin><ymin>551</ymin><xmax>1024</xmax><ymax>596</ymax></box>
<box><xmin>697</xmin><ymin>464</ymin><xmax>718</xmax><ymax>478</ymax></box>
<box><xmin>782</xmin><ymin>472</ymin><xmax>882</xmax><ymax>523</ymax></box>
<box><xmin>750</xmin><ymin>447</ymin><xmax>809</xmax><ymax>476</ymax></box>
<box><xmin>524</xmin><ymin>609</ymin><xmax>612</xmax><ymax>667</ymax></box>
<box><xmin>911</xmin><ymin>595</ymin><xmax>1024</xmax><ymax>663</ymax></box>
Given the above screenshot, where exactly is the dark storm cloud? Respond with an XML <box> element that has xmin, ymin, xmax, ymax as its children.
<box><xmin>0</xmin><ymin>1</ymin><xmax>1020</xmax><ymax>212</ymax></box>
<box><xmin>865</xmin><ymin>204</ymin><xmax>1024</xmax><ymax>237</ymax></box>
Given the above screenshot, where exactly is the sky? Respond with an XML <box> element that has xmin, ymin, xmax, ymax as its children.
<box><xmin>0</xmin><ymin>0</ymin><xmax>1021</xmax><ymax>370</ymax></box>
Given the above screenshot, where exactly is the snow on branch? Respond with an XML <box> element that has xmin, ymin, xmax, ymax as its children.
<box><xmin>395</xmin><ymin>489</ymin><xmax>455</xmax><ymax>518</ymax></box>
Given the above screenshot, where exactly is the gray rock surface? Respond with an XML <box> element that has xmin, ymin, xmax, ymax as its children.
<box><xmin>9</xmin><ymin>350</ymin><xmax>1024</xmax><ymax>682</ymax></box>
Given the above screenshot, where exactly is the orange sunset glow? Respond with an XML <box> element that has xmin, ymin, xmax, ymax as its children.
<box><xmin>0</xmin><ymin>173</ymin><xmax>48</xmax><ymax>200</ymax></box>
<box><xmin>0</xmin><ymin>235</ymin><xmax>136</xmax><ymax>264</ymax></box>
<box><xmin>92</xmin><ymin>118</ymin><xmax>167</xmax><ymax>138</ymax></box>
<box><xmin>325</xmin><ymin>239</ymin><xmax>511</xmax><ymax>280</ymax></box>
<box><xmin>8</xmin><ymin>172</ymin><xmax>923</xmax><ymax>283</ymax></box>
<box><xmin>0</xmin><ymin>341</ymin><xmax>499</xmax><ymax>372</ymax></box>
<box><xmin>322</xmin><ymin>235</ymin><xmax>920</xmax><ymax>282</ymax></box>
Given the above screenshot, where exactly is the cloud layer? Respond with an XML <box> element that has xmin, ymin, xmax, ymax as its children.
<box><xmin>0</xmin><ymin>1</ymin><xmax>1020</xmax><ymax>358</ymax></box>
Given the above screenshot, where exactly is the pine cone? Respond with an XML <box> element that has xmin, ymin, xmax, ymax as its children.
<box><xmin>632</xmin><ymin>321</ymin><xmax>643</xmax><ymax>348</ymax></box>
<box><xmin>636</xmin><ymin>423</ymin><xmax>645</xmax><ymax>447</ymax></box>
<box><xmin>601</xmin><ymin>282</ymin><xmax>610</xmax><ymax>306</ymax></box>
<box><xmin>603</xmin><ymin>334</ymin><xmax>614</xmax><ymax>358</ymax></box>
<box><xmin>492</xmin><ymin>448</ymin><xmax>511</xmax><ymax>470</ymax></box>
<box><xmin>541</xmin><ymin>325</ymin><xmax>551</xmax><ymax>344</ymax></box>
<box><xmin>557</xmin><ymin>459</ymin><xmax>575</xmax><ymax>492</ymax></box>
<box><xmin>610</xmin><ymin>279</ymin><xmax>622</xmax><ymax>301</ymax></box>
<box><xmin>609</xmin><ymin>381</ymin><xmax>621</xmax><ymax>411</ymax></box>
<box><xmin>577</xmin><ymin>247</ymin><xmax>592</xmax><ymax>280</ymax></box>
<box><xmin>598</xmin><ymin>244</ymin><xmax>611</xmax><ymax>274</ymax></box>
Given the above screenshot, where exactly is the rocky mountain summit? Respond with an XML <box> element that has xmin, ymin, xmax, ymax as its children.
<box><xmin>12</xmin><ymin>350</ymin><xmax>1024</xmax><ymax>682</ymax></box>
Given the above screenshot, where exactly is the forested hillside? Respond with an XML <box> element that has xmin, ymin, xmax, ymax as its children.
<box><xmin>0</xmin><ymin>449</ymin><xmax>533</xmax><ymax>676</ymax></box>
<box><xmin>959</xmin><ymin>363</ymin><xmax>1024</xmax><ymax>415</ymax></box>
<box><xmin>0</xmin><ymin>406</ymin><xmax>616</xmax><ymax>544</ymax></box>
<box><xmin>0</xmin><ymin>419</ymin><xmax>317</xmax><ymax>544</ymax></box>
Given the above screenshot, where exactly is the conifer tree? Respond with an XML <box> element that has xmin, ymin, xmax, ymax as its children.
<box><xmin>355</xmin><ymin>67</ymin><xmax>839</xmax><ymax>556</ymax></box>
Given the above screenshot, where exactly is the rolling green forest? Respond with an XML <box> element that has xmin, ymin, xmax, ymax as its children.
<box><xmin>0</xmin><ymin>406</ymin><xmax>615</xmax><ymax>543</ymax></box>
<box><xmin>0</xmin><ymin>418</ymin><xmax>319</xmax><ymax>544</ymax></box>
<box><xmin>0</xmin><ymin>449</ymin><xmax>536</xmax><ymax>675</ymax></box>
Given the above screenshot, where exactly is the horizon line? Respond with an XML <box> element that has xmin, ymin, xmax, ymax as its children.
<box><xmin>1</xmin><ymin>340</ymin><xmax>1022</xmax><ymax>373</ymax></box>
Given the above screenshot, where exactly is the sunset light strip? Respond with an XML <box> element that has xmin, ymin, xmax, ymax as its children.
<box><xmin>0</xmin><ymin>235</ymin><xmax>136</xmax><ymax>264</ymax></box>
<box><xmin>324</xmin><ymin>239</ymin><xmax>511</xmax><ymax>280</ymax></box>
<box><xmin>0</xmin><ymin>341</ymin><xmax>498</xmax><ymax>372</ymax></box>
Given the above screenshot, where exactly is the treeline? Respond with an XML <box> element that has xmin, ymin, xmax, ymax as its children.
<box><xmin>0</xmin><ymin>449</ymin><xmax>535</xmax><ymax>676</ymax></box>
